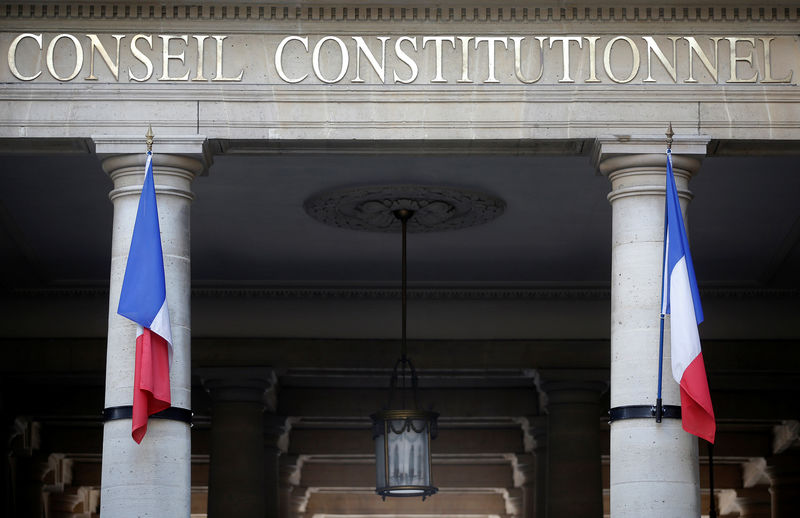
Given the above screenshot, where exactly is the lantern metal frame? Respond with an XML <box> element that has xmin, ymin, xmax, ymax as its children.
<box><xmin>371</xmin><ymin>209</ymin><xmax>438</xmax><ymax>500</ymax></box>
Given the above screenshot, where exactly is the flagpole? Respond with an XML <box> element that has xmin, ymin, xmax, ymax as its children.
<box><xmin>655</xmin><ymin>123</ymin><xmax>674</xmax><ymax>423</ymax></box>
<box><xmin>146</xmin><ymin>124</ymin><xmax>154</xmax><ymax>153</ymax></box>
<box><xmin>708</xmin><ymin>441</ymin><xmax>717</xmax><ymax>518</ymax></box>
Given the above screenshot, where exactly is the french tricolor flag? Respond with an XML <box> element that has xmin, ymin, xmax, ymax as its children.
<box><xmin>661</xmin><ymin>149</ymin><xmax>715</xmax><ymax>444</ymax></box>
<box><xmin>117</xmin><ymin>151</ymin><xmax>172</xmax><ymax>444</ymax></box>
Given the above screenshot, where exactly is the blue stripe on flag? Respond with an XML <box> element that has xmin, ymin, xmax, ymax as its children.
<box><xmin>663</xmin><ymin>150</ymin><xmax>704</xmax><ymax>324</ymax></box>
<box><xmin>118</xmin><ymin>152</ymin><xmax>167</xmax><ymax>328</ymax></box>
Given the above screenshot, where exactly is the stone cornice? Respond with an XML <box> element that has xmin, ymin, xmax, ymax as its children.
<box><xmin>4</xmin><ymin>85</ymin><xmax>800</xmax><ymax>107</ymax></box>
<box><xmin>1</xmin><ymin>3</ymin><xmax>799</xmax><ymax>24</ymax></box>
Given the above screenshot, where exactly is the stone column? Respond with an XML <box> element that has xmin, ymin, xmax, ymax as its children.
<box><xmin>593</xmin><ymin>135</ymin><xmax>709</xmax><ymax>518</ymax></box>
<box><xmin>535</xmin><ymin>370</ymin><xmax>606</xmax><ymax>518</ymax></box>
<box><xmin>94</xmin><ymin>135</ymin><xmax>209</xmax><ymax>518</ymax></box>
<box><xmin>264</xmin><ymin>414</ymin><xmax>287</xmax><ymax>518</ymax></box>
<box><xmin>200</xmin><ymin>367</ymin><xmax>274</xmax><ymax>518</ymax></box>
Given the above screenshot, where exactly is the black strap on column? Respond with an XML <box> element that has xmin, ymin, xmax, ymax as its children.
<box><xmin>608</xmin><ymin>404</ymin><xmax>681</xmax><ymax>423</ymax></box>
<box><xmin>103</xmin><ymin>406</ymin><xmax>193</xmax><ymax>425</ymax></box>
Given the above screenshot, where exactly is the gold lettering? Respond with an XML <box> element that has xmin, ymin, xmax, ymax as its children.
<box><xmin>352</xmin><ymin>36</ymin><xmax>389</xmax><ymax>83</ymax></box>
<box><xmin>312</xmin><ymin>36</ymin><xmax>349</xmax><ymax>84</ymax></box>
<box><xmin>192</xmin><ymin>35</ymin><xmax>209</xmax><ymax>81</ymax></box>
<box><xmin>393</xmin><ymin>36</ymin><xmax>418</xmax><ymax>84</ymax></box>
<box><xmin>46</xmin><ymin>34</ymin><xmax>83</xmax><ymax>82</ymax></box>
<box><xmin>212</xmin><ymin>35</ymin><xmax>243</xmax><ymax>82</ymax></box>
<box><xmin>8</xmin><ymin>33</ymin><xmax>42</xmax><ymax>81</ymax></box>
<box><xmin>510</xmin><ymin>36</ymin><xmax>545</xmax><ymax>84</ymax></box>
<box><xmin>422</xmin><ymin>36</ymin><xmax>455</xmax><ymax>83</ymax></box>
<box><xmin>685</xmin><ymin>36</ymin><xmax>723</xmax><ymax>83</ymax></box>
<box><xmin>603</xmin><ymin>36</ymin><xmax>640</xmax><ymax>83</ymax></box>
<box><xmin>275</xmin><ymin>36</ymin><xmax>309</xmax><ymax>83</ymax></box>
<box><xmin>548</xmin><ymin>36</ymin><xmax>582</xmax><ymax>83</ymax></box>
<box><xmin>85</xmin><ymin>34</ymin><xmax>124</xmax><ymax>81</ymax></box>
<box><xmin>760</xmin><ymin>37</ymin><xmax>793</xmax><ymax>83</ymax></box>
<box><xmin>474</xmin><ymin>37</ymin><xmax>508</xmax><ymax>84</ymax></box>
<box><xmin>726</xmin><ymin>37</ymin><xmax>758</xmax><ymax>83</ymax></box>
<box><xmin>584</xmin><ymin>36</ymin><xmax>601</xmax><ymax>83</ymax></box>
<box><xmin>159</xmin><ymin>35</ymin><xmax>190</xmax><ymax>81</ymax></box>
<box><xmin>128</xmin><ymin>34</ymin><xmax>153</xmax><ymax>82</ymax></box>
<box><xmin>457</xmin><ymin>36</ymin><xmax>473</xmax><ymax>83</ymax></box>
<box><xmin>643</xmin><ymin>36</ymin><xmax>679</xmax><ymax>83</ymax></box>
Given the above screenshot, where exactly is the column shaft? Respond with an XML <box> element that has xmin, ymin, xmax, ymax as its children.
<box><xmin>201</xmin><ymin>368</ymin><xmax>273</xmax><ymax>518</ymax></box>
<box><xmin>96</xmin><ymin>136</ymin><xmax>207</xmax><ymax>518</ymax></box>
<box><xmin>539</xmin><ymin>378</ymin><xmax>605</xmax><ymax>518</ymax></box>
<box><xmin>208</xmin><ymin>401</ymin><xmax>265</xmax><ymax>517</ymax></box>
<box><xmin>595</xmin><ymin>137</ymin><xmax>708</xmax><ymax>518</ymax></box>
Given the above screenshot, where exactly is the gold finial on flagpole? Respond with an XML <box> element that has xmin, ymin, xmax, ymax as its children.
<box><xmin>145</xmin><ymin>124</ymin><xmax>154</xmax><ymax>153</ymax></box>
<box><xmin>666</xmin><ymin>122</ymin><xmax>674</xmax><ymax>151</ymax></box>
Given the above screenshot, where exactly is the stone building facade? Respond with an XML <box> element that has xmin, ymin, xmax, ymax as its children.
<box><xmin>1</xmin><ymin>1</ymin><xmax>799</xmax><ymax>517</ymax></box>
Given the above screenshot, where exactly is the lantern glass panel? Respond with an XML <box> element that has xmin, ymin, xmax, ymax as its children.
<box><xmin>387</xmin><ymin>419</ymin><xmax>430</xmax><ymax>489</ymax></box>
<box><xmin>375</xmin><ymin>432</ymin><xmax>386</xmax><ymax>488</ymax></box>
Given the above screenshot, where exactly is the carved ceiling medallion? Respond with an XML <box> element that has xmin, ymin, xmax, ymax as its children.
<box><xmin>304</xmin><ymin>185</ymin><xmax>506</xmax><ymax>233</ymax></box>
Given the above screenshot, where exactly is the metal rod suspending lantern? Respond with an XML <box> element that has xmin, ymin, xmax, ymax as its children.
<box><xmin>371</xmin><ymin>209</ymin><xmax>438</xmax><ymax>500</ymax></box>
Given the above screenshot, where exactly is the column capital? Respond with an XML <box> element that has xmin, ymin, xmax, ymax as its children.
<box><xmin>93</xmin><ymin>135</ymin><xmax>212</xmax><ymax>194</ymax></box>
<box><xmin>591</xmin><ymin>133</ymin><xmax>710</xmax><ymax>171</ymax></box>
<box><xmin>198</xmin><ymin>367</ymin><xmax>276</xmax><ymax>404</ymax></box>
<box><xmin>92</xmin><ymin>134</ymin><xmax>212</xmax><ymax>170</ymax></box>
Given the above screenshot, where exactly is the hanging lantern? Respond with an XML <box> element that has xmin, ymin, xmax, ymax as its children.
<box><xmin>372</xmin><ymin>408</ymin><xmax>438</xmax><ymax>498</ymax></box>
<box><xmin>371</xmin><ymin>209</ymin><xmax>438</xmax><ymax>500</ymax></box>
<box><xmin>371</xmin><ymin>360</ymin><xmax>438</xmax><ymax>499</ymax></box>
<box><xmin>303</xmin><ymin>186</ymin><xmax>505</xmax><ymax>500</ymax></box>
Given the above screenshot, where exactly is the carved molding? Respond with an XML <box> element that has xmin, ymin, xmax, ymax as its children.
<box><xmin>502</xmin><ymin>487</ymin><xmax>524</xmax><ymax>517</ymax></box>
<box><xmin>304</xmin><ymin>184</ymin><xmax>506</xmax><ymax>233</ymax></box>
<box><xmin>8</xmin><ymin>285</ymin><xmax>800</xmax><ymax>300</ymax></box>
<box><xmin>773</xmin><ymin>420</ymin><xmax>800</xmax><ymax>454</ymax></box>
<box><xmin>742</xmin><ymin>457</ymin><xmax>770</xmax><ymax>488</ymax></box>
<box><xmin>1</xmin><ymin>3</ymin><xmax>799</xmax><ymax>24</ymax></box>
<box><xmin>10</xmin><ymin>417</ymin><xmax>41</xmax><ymax>454</ymax></box>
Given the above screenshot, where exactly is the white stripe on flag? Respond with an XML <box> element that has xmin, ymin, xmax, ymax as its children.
<box><xmin>149</xmin><ymin>299</ymin><xmax>172</xmax><ymax>347</ymax></box>
<box><xmin>669</xmin><ymin>256</ymin><xmax>703</xmax><ymax>383</ymax></box>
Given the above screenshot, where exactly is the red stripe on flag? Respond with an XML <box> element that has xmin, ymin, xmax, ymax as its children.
<box><xmin>679</xmin><ymin>352</ymin><xmax>716</xmax><ymax>443</ymax></box>
<box><xmin>132</xmin><ymin>328</ymin><xmax>171</xmax><ymax>444</ymax></box>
